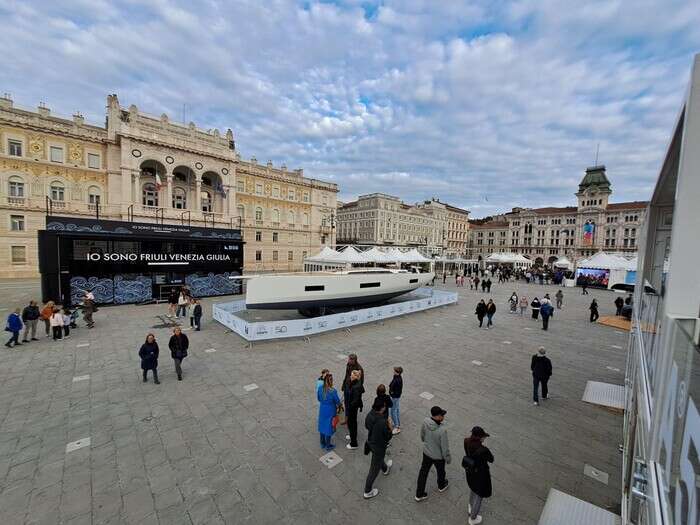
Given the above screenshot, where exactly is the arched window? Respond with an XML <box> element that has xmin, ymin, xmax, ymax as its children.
<box><xmin>88</xmin><ymin>186</ymin><xmax>101</xmax><ymax>205</ymax></box>
<box><xmin>288</xmin><ymin>210</ymin><xmax>295</xmax><ymax>225</ymax></box>
<box><xmin>8</xmin><ymin>176</ymin><xmax>25</xmax><ymax>198</ymax></box>
<box><xmin>255</xmin><ymin>207</ymin><xmax>263</xmax><ymax>221</ymax></box>
<box><xmin>303</xmin><ymin>213</ymin><xmax>309</xmax><ymax>226</ymax></box>
<box><xmin>272</xmin><ymin>209</ymin><xmax>280</xmax><ymax>223</ymax></box>
<box><xmin>201</xmin><ymin>191</ymin><xmax>212</xmax><ymax>212</ymax></box>
<box><xmin>172</xmin><ymin>187</ymin><xmax>187</xmax><ymax>209</ymax></box>
<box><xmin>50</xmin><ymin>181</ymin><xmax>65</xmax><ymax>201</ymax></box>
<box><xmin>142</xmin><ymin>183</ymin><xmax>158</xmax><ymax>207</ymax></box>
<box><xmin>236</xmin><ymin>204</ymin><xmax>245</xmax><ymax>219</ymax></box>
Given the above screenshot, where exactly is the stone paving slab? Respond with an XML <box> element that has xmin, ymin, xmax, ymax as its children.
<box><xmin>0</xmin><ymin>280</ymin><xmax>626</xmax><ymax>524</ymax></box>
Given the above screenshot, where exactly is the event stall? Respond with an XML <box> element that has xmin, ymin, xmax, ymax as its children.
<box><xmin>574</xmin><ymin>252</ymin><xmax>630</xmax><ymax>289</ymax></box>
<box><xmin>485</xmin><ymin>252</ymin><xmax>533</xmax><ymax>269</ymax></box>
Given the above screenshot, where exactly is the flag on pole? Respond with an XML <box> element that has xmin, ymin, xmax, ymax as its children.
<box><xmin>216</xmin><ymin>182</ymin><xmax>228</xmax><ymax>197</ymax></box>
<box><xmin>155</xmin><ymin>174</ymin><xmax>163</xmax><ymax>190</ymax></box>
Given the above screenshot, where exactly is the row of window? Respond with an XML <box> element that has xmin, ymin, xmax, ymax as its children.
<box><xmin>6</xmin><ymin>139</ymin><xmax>101</xmax><ymax>168</ymax></box>
<box><xmin>8</xmin><ymin>178</ymin><xmax>101</xmax><ymax>204</ymax></box>
<box><xmin>238</xmin><ymin>179</ymin><xmax>327</xmax><ymax>205</ymax></box>
<box><xmin>253</xmin><ymin>250</ymin><xmax>308</xmax><ymax>262</ymax></box>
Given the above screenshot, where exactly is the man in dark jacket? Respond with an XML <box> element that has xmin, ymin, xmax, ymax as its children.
<box><xmin>192</xmin><ymin>299</ymin><xmax>203</xmax><ymax>331</ymax></box>
<box><xmin>21</xmin><ymin>300</ymin><xmax>40</xmax><ymax>342</ymax></box>
<box><xmin>540</xmin><ymin>301</ymin><xmax>553</xmax><ymax>331</ymax></box>
<box><xmin>531</xmin><ymin>347</ymin><xmax>552</xmax><ymax>405</ymax></box>
<box><xmin>464</xmin><ymin>426</ymin><xmax>494</xmax><ymax>525</ymax></box>
<box><xmin>475</xmin><ymin>300</ymin><xmax>487</xmax><ymax>328</ymax></box>
<box><xmin>614</xmin><ymin>296</ymin><xmax>624</xmax><ymax>316</ymax></box>
<box><xmin>345</xmin><ymin>370</ymin><xmax>364</xmax><ymax>450</ymax></box>
<box><xmin>363</xmin><ymin>401</ymin><xmax>393</xmax><ymax>499</ymax></box>
<box><xmin>168</xmin><ymin>327</ymin><xmax>189</xmax><ymax>380</ymax></box>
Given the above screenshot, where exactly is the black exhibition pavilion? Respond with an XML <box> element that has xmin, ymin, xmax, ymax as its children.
<box><xmin>39</xmin><ymin>216</ymin><xmax>244</xmax><ymax>306</ymax></box>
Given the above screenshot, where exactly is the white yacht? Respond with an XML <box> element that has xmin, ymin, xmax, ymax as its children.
<box><xmin>245</xmin><ymin>268</ymin><xmax>434</xmax><ymax>314</ymax></box>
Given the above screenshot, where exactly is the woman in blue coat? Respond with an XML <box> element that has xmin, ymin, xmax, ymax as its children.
<box><xmin>317</xmin><ymin>373</ymin><xmax>342</xmax><ymax>451</ymax></box>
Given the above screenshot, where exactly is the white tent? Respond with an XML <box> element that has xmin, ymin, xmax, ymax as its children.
<box><xmin>361</xmin><ymin>247</ymin><xmax>392</xmax><ymax>263</ymax></box>
<box><xmin>332</xmin><ymin>246</ymin><xmax>368</xmax><ymax>264</ymax></box>
<box><xmin>404</xmin><ymin>248</ymin><xmax>431</xmax><ymax>263</ymax></box>
<box><xmin>486</xmin><ymin>252</ymin><xmax>533</xmax><ymax>266</ymax></box>
<box><xmin>553</xmin><ymin>256</ymin><xmax>573</xmax><ymax>269</ymax></box>
<box><xmin>577</xmin><ymin>252</ymin><xmax>629</xmax><ymax>270</ymax></box>
<box><xmin>385</xmin><ymin>248</ymin><xmax>411</xmax><ymax>263</ymax></box>
<box><xmin>304</xmin><ymin>246</ymin><xmax>341</xmax><ymax>263</ymax></box>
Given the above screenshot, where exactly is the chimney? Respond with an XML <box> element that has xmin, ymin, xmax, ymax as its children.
<box><xmin>0</xmin><ymin>93</ymin><xmax>12</xmax><ymax>109</ymax></box>
<box><xmin>37</xmin><ymin>101</ymin><xmax>50</xmax><ymax>117</ymax></box>
<box><xmin>250</xmin><ymin>156</ymin><xmax>257</xmax><ymax>165</ymax></box>
<box><xmin>267</xmin><ymin>160</ymin><xmax>273</xmax><ymax>168</ymax></box>
<box><xmin>73</xmin><ymin>112</ymin><xmax>84</xmax><ymax>125</ymax></box>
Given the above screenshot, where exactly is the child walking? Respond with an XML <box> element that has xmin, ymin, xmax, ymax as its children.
<box><xmin>50</xmin><ymin>308</ymin><xmax>64</xmax><ymax>340</ymax></box>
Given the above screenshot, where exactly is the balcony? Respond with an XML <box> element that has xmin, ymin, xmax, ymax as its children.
<box><xmin>51</xmin><ymin>201</ymin><xmax>66</xmax><ymax>209</ymax></box>
<box><xmin>6</xmin><ymin>196</ymin><xmax>26</xmax><ymax>206</ymax></box>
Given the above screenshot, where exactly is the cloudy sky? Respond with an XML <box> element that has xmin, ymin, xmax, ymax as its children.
<box><xmin>1</xmin><ymin>0</ymin><xmax>698</xmax><ymax>216</ymax></box>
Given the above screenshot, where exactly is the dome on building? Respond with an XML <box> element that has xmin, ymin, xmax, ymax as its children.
<box><xmin>578</xmin><ymin>165</ymin><xmax>611</xmax><ymax>193</ymax></box>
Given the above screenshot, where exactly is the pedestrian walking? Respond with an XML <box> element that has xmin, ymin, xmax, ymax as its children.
<box><xmin>614</xmin><ymin>296</ymin><xmax>624</xmax><ymax>316</ymax></box>
<box><xmin>341</xmin><ymin>354</ymin><xmax>365</xmax><ymax>423</ymax></box>
<box><xmin>464</xmin><ymin>426</ymin><xmax>494</xmax><ymax>524</ymax></box>
<box><xmin>475</xmin><ymin>300</ymin><xmax>487</xmax><ymax>328</ymax></box>
<box><xmin>50</xmin><ymin>308</ymin><xmax>63</xmax><ymax>340</ymax></box>
<box><xmin>486</xmin><ymin>279</ymin><xmax>492</xmax><ymax>293</ymax></box>
<box><xmin>442</xmin><ymin>272</ymin><xmax>447</xmax><ymax>284</ymax></box>
<box><xmin>363</xmin><ymin>401</ymin><xmax>393</xmax><ymax>499</ymax></box>
<box><xmin>555</xmin><ymin>290</ymin><xmax>564</xmax><ymax>309</ymax></box>
<box><xmin>519</xmin><ymin>295</ymin><xmax>528</xmax><ymax>316</ymax></box>
<box><xmin>61</xmin><ymin>308</ymin><xmax>72</xmax><ymax>339</ymax></box>
<box><xmin>139</xmin><ymin>333</ymin><xmax>160</xmax><ymax>384</ymax></box>
<box><xmin>4</xmin><ymin>308</ymin><xmax>23</xmax><ymax>348</ymax></box>
<box><xmin>530</xmin><ymin>297</ymin><xmax>541</xmax><ymax>320</ymax></box>
<box><xmin>167</xmin><ymin>290</ymin><xmax>178</xmax><ymax>317</ymax></box>
<box><xmin>473</xmin><ymin>276</ymin><xmax>480</xmax><ymax>291</ymax></box>
<box><xmin>485</xmin><ymin>299</ymin><xmax>496</xmax><ymax>329</ymax></box>
<box><xmin>415</xmin><ymin>406</ymin><xmax>451</xmax><ymax>501</ymax></box>
<box><xmin>540</xmin><ymin>300</ymin><xmax>553</xmax><ymax>331</ymax></box>
<box><xmin>168</xmin><ymin>327</ymin><xmax>189</xmax><ymax>380</ymax></box>
<box><xmin>40</xmin><ymin>301</ymin><xmax>55</xmax><ymax>337</ymax></box>
<box><xmin>589</xmin><ymin>299</ymin><xmax>599</xmax><ymax>323</ymax></box>
<box><xmin>374</xmin><ymin>384</ymin><xmax>393</xmax><ymax>427</ymax></box>
<box><xmin>581</xmin><ymin>282</ymin><xmax>589</xmax><ymax>295</ymax></box>
<box><xmin>531</xmin><ymin>347</ymin><xmax>552</xmax><ymax>405</ymax></box>
<box><xmin>389</xmin><ymin>366</ymin><xmax>403</xmax><ymax>435</ymax></box>
<box><xmin>192</xmin><ymin>299</ymin><xmax>203</xmax><ymax>331</ymax></box>
<box><xmin>21</xmin><ymin>300</ymin><xmax>40</xmax><ymax>342</ymax></box>
<box><xmin>318</xmin><ymin>373</ymin><xmax>342</xmax><ymax>451</ymax></box>
<box><xmin>508</xmin><ymin>293</ymin><xmax>518</xmax><ymax>313</ymax></box>
<box><xmin>345</xmin><ymin>370</ymin><xmax>365</xmax><ymax>450</ymax></box>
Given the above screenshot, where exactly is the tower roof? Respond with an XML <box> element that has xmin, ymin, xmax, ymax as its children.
<box><xmin>578</xmin><ymin>165</ymin><xmax>611</xmax><ymax>193</ymax></box>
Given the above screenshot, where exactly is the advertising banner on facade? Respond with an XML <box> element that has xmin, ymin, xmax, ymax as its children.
<box><xmin>582</xmin><ymin>219</ymin><xmax>595</xmax><ymax>246</ymax></box>
<box><xmin>213</xmin><ymin>288</ymin><xmax>458</xmax><ymax>341</ymax></box>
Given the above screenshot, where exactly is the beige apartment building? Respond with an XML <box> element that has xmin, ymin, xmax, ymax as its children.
<box><xmin>466</xmin><ymin>166</ymin><xmax>647</xmax><ymax>264</ymax></box>
<box><xmin>0</xmin><ymin>94</ymin><xmax>337</xmax><ymax>278</ymax></box>
<box><xmin>336</xmin><ymin>193</ymin><xmax>469</xmax><ymax>257</ymax></box>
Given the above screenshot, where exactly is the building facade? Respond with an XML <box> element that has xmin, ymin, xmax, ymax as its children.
<box><xmin>0</xmin><ymin>94</ymin><xmax>337</xmax><ymax>278</ymax></box>
<box><xmin>466</xmin><ymin>166</ymin><xmax>647</xmax><ymax>265</ymax></box>
<box><xmin>336</xmin><ymin>193</ymin><xmax>469</xmax><ymax>257</ymax></box>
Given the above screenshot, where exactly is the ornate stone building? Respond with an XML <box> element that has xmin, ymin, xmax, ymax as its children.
<box><xmin>0</xmin><ymin>94</ymin><xmax>337</xmax><ymax>278</ymax></box>
<box><xmin>466</xmin><ymin>166</ymin><xmax>647</xmax><ymax>264</ymax></box>
<box><xmin>336</xmin><ymin>193</ymin><xmax>469</xmax><ymax>257</ymax></box>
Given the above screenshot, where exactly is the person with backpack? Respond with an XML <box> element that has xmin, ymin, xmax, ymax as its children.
<box><xmin>540</xmin><ymin>300</ymin><xmax>554</xmax><ymax>331</ymax></box>
<box><xmin>463</xmin><ymin>426</ymin><xmax>494</xmax><ymax>524</ymax></box>
<box><xmin>362</xmin><ymin>400</ymin><xmax>393</xmax><ymax>499</ymax></box>
<box><xmin>5</xmin><ymin>308</ymin><xmax>23</xmax><ymax>348</ymax></box>
<box><xmin>415</xmin><ymin>406</ymin><xmax>451</xmax><ymax>501</ymax></box>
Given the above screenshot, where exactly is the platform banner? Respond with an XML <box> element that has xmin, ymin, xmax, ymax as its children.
<box><xmin>214</xmin><ymin>288</ymin><xmax>459</xmax><ymax>341</ymax></box>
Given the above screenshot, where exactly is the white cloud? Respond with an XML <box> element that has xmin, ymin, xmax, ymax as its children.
<box><xmin>0</xmin><ymin>0</ymin><xmax>698</xmax><ymax>217</ymax></box>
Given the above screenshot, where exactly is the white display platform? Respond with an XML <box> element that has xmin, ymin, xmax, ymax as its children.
<box><xmin>213</xmin><ymin>287</ymin><xmax>458</xmax><ymax>342</ymax></box>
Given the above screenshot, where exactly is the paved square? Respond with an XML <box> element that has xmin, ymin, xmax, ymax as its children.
<box><xmin>0</xmin><ymin>280</ymin><xmax>625</xmax><ymax>524</ymax></box>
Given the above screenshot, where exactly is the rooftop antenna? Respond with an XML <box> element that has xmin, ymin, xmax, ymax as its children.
<box><xmin>594</xmin><ymin>143</ymin><xmax>600</xmax><ymax>166</ymax></box>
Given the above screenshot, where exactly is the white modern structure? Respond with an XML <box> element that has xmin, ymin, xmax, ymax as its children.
<box><xmin>622</xmin><ymin>54</ymin><xmax>700</xmax><ymax>524</ymax></box>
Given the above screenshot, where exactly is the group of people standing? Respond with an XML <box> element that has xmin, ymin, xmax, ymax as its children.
<box><xmin>315</xmin><ymin>354</ymin><xmax>493</xmax><ymax>524</ymax></box>
<box><xmin>167</xmin><ymin>288</ymin><xmax>203</xmax><ymax>331</ymax></box>
<box><xmin>4</xmin><ymin>292</ymin><xmax>97</xmax><ymax>348</ymax></box>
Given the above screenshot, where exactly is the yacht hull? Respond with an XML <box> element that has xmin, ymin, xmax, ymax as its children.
<box><xmin>245</xmin><ymin>271</ymin><xmax>434</xmax><ymax>310</ymax></box>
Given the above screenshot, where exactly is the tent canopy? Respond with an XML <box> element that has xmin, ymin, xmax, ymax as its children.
<box><xmin>486</xmin><ymin>252</ymin><xmax>533</xmax><ymax>266</ymax></box>
<box><xmin>304</xmin><ymin>246</ymin><xmax>341</xmax><ymax>263</ymax></box>
<box><xmin>553</xmin><ymin>256</ymin><xmax>573</xmax><ymax>269</ymax></box>
<box><xmin>361</xmin><ymin>247</ymin><xmax>392</xmax><ymax>263</ymax></box>
<box><xmin>577</xmin><ymin>252</ymin><xmax>629</xmax><ymax>270</ymax></box>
